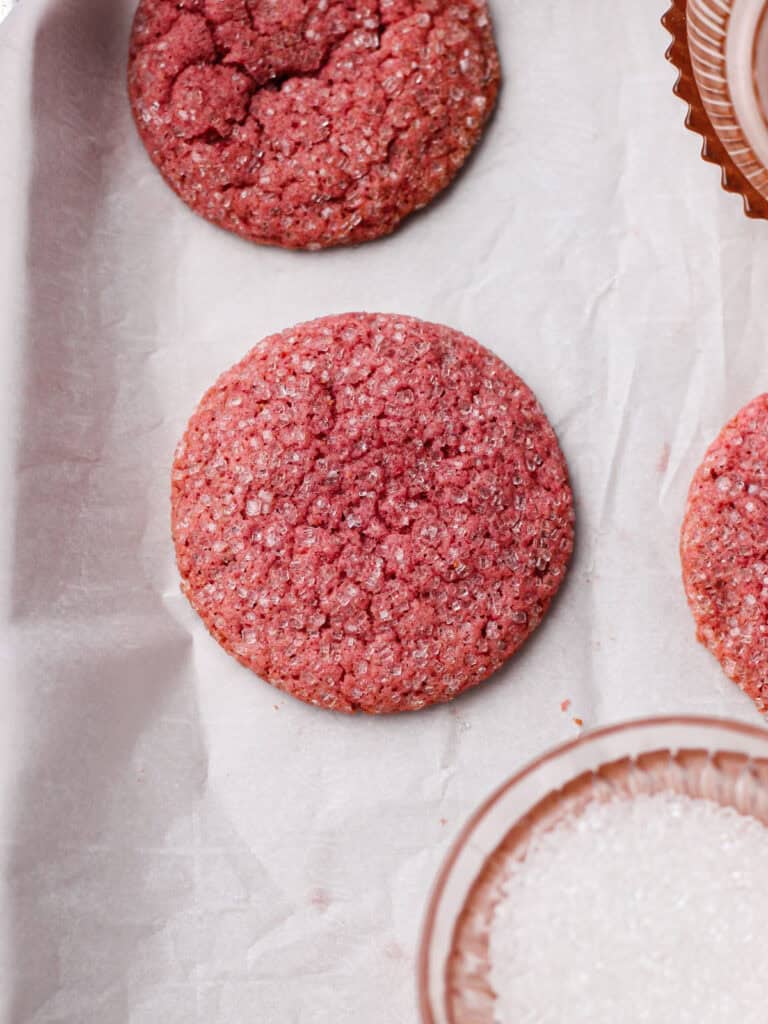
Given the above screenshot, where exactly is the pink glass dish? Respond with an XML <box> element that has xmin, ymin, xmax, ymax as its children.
<box><xmin>419</xmin><ymin>716</ymin><xmax>768</xmax><ymax>1024</ymax></box>
<box><xmin>664</xmin><ymin>0</ymin><xmax>768</xmax><ymax>217</ymax></box>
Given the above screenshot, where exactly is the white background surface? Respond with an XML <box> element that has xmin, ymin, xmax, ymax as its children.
<box><xmin>1</xmin><ymin>1</ymin><xmax>767</xmax><ymax>1021</ymax></box>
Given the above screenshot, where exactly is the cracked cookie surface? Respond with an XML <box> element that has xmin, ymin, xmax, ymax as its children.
<box><xmin>129</xmin><ymin>0</ymin><xmax>500</xmax><ymax>249</ymax></box>
<box><xmin>172</xmin><ymin>313</ymin><xmax>574</xmax><ymax>713</ymax></box>
<box><xmin>681</xmin><ymin>394</ymin><xmax>768</xmax><ymax>712</ymax></box>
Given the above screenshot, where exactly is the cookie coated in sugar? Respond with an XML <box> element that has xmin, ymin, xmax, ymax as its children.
<box><xmin>681</xmin><ymin>395</ymin><xmax>768</xmax><ymax>712</ymax></box>
<box><xmin>172</xmin><ymin>313</ymin><xmax>574</xmax><ymax>713</ymax></box>
<box><xmin>129</xmin><ymin>0</ymin><xmax>500</xmax><ymax>249</ymax></box>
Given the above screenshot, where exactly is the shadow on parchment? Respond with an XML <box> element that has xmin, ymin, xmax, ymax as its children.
<box><xmin>8</xmin><ymin>2</ymin><xmax>208</xmax><ymax>1020</ymax></box>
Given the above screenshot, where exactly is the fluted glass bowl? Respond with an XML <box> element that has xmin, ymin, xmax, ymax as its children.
<box><xmin>665</xmin><ymin>0</ymin><xmax>768</xmax><ymax>216</ymax></box>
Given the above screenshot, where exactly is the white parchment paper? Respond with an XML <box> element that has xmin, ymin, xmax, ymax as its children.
<box><xmin>2</xmin><ymin>1</ymin><xmax>768</xmax><ymax>1021</ymax></box>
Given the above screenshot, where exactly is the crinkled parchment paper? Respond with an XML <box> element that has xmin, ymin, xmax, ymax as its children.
<box><xmin>2</xmin><ymin>2</ymin><xmax>768</xmax><ymax>1021</ymax></box>
<box><xmin>0</xmin><ymin>2</ymin><xmax>16</xmax><ymax>27</ymax></box>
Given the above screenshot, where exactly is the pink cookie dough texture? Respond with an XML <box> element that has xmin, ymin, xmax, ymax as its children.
<box><xmin>172</xmin><ymin>314</ymin><xmax>574</xmax><ymax>713</ymax></box>
<box><xmin>681</xmin><ymin>394</ymin><xmax>768</xmax><ymax>712</ymax></box>
<box><xmin>128</xmin><ymin>0</ymin><xmax>500</xmax><ymax>250</ymax></box>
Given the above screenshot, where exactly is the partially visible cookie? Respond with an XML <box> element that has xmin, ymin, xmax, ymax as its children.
<box><xmin>172</xmin><ymin>313</ymin><xmax>574</xmax><ymax>713</ymax></box>
<box><xmin>681</xmin><ymin>394</ymin><xmax>768</xmax><ymax>710</ymax></box>
<box><xmin>128</xmin><ymin>1</ymin><xmax>500</xmax><ymax>250</ymax></box>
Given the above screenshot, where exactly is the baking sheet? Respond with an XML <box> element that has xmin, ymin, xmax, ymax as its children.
<box><xmin>2</xmin><ymin>1</ymin><xmax>767</xmax><ymax>1021</ymax></box>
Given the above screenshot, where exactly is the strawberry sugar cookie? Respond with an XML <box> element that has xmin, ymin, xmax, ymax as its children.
<box><xmin>681</xmin><ymin>394</ymin><xmax>768</xmax><ymax>711</ymax></box>
<box><xmin>128</xmin><ymin>0</ymin><xmax>500</xmax><ymax>249</ymax></box>
<box><xmin>172</xmin><ymin>313</ymin><xmax>574</xmax><ymax>713</ymax></box>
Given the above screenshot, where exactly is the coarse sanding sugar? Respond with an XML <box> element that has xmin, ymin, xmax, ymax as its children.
<box><xmin>681</xmin><ymin>393</ymin><xmax>768</xmax><ymax>711</ymax></box>
<box><xmin>172</xmin><ymin>313</ymin><xmax>573</xmax><ymax>714</ymax></box>
<box><xmin>128</xmin><ymin>1</ymin><xmax>500</xmax><ymax>250</ymax></box>
<box><xmin>488</xmin><ymin>792</ymin><xmax>768</xmax><ymax>1024</ymax></box>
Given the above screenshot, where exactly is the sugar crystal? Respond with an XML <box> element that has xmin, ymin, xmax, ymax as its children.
<box><xmin>489</xmin><ymin>792</ymin><xmax>768</xmax><ymax>1023</ymax></box>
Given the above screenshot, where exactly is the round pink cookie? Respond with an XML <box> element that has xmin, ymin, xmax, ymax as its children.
<box><xmin>172</xmin><ymin>314</ymin><xmax>574</xmax><ymax>713</ymax></box>
<box><xmin>128</xmin><ymin>0</ymin><xmax>500</xmax><ymax>250</ymax></box>
<box><xmin>681</xmin><ymin>395</ymin><xmax>768</xmax><ymax>711</ymax></box>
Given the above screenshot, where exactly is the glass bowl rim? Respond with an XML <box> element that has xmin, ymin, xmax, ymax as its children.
<box><xmin>417</xmin><ymin>714</ymin><xmax>768</xmax><ymax>1024</ymax></box>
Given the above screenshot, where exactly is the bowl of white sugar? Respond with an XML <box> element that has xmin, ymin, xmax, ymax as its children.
<box><xmin>419</xmin><ymin>717</ymin><xmax>768</xmax><ymax>1024</ymax></box>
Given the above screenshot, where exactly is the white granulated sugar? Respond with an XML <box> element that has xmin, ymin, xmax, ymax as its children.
<box><xmin>489</xmin><ymin>792</ymin><xmax>768</xmax><ymax>1024</ymax></box>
